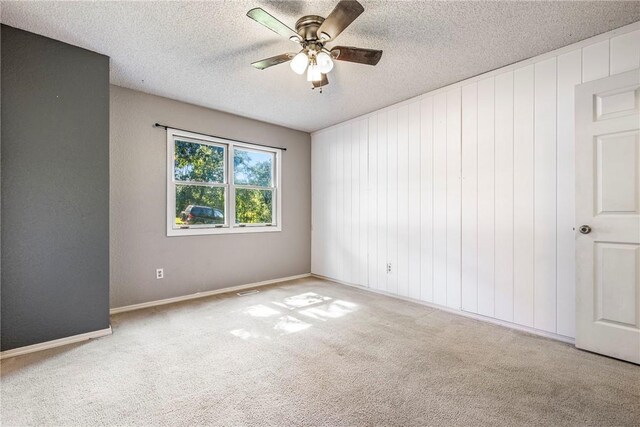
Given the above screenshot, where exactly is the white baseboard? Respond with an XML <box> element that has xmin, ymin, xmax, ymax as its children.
<box><xmin>313</xmin><ymin>274</ymin><xmax>576</xmax><ymax>345</ymax></box>
<box><xmin>110</xmin><ymin>273</ymin><xmax>312</xmax><ymax>315</ymax></box>
<box><xmin>0</xmin><ymin>327</ymin><xmax>113</xmax><ymax>360</ymax></box>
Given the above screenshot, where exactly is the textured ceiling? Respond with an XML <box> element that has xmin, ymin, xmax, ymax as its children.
<box><xmin>2</xmin><ymin>1</ymin><xmax>639</xmax><ymax>132</ymax></box>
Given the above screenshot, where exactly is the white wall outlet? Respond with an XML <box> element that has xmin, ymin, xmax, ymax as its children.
<box><xmin>387</xmin><ymin>263</ymin><xmax>392</xmax><ymax>274</ymax></box>
<box><xmin>156</xmin><ymin>268</ymin><xmax>164</xmax><ymax>279</ymax></box>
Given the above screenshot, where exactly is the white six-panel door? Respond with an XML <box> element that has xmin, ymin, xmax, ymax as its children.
<box><xmin>575</xmin><ymin>69</ymin><xmax>640</xmax><ymax>364</ymax></box>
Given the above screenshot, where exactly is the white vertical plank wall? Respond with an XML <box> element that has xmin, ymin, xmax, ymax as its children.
<box><xmin>335</xmin><ymin>126</ymin><xmax>344</xmax><ymax>282</ymax></box>
<box><xmin>419</xmin><ymin>97</ymin><xmax>434</xmax><ymax>302</ymax></box>
<box><xmin>310</xmin><ymin>24</ymin><xmax>640</xmax><ymax>340</ymax></box>
<box><xmin>343</xmin><ymin>124</ymin><xmax>353</xmax><ymax>285</ymax></box>
<box><xmin>397</xmin><ymin>106</ymin><xmax>410</xmax><ymax>297</ymax></box>
<box><xmin>359</xmin><ymin>120</ymin><xmax>368</xmax><ymax>287</ymax></box>
<box><xmin>513</xmin><ymin>65</ymin><xmax>535</xmax><ymax>328</ymax></box>
<box><xmin>350</xmin><ymin>123</ymin><xmax>359</xmax><ymax>286</ymax></box>
<box><xmin>556</xmin><ymin>50</ymin><xmax>582</xmax><ymax>338</ymax></box>
<box><xmin>367</xmin><ymin>116</ymin><xmax>378</xmax><ymax>289</ymax></box>
<box><xmin>461</xmin><ymin>84</ymin><xmax>478</xmax><ymax>313</ymax></box>
<box><xmin>494</xmin><ymin>72</ymin><xmax>514</xmax><ymax>322</ymax></box>
<box><xmin>432</xmin><ymin>93</ymin><xmax>449</xmax><ymax>306</ymax></box>
<box><xmin>476</xmin><ymin>77</ymin><xmax>495</xmax><ymax>318</ymax></box>
<box><xmin>446</xmin><ymin>89</ymin><xmax>462</xmax><ymax>309</ymax></box>
<box><xmin>533</xmin><ymin>57</ymin><xmax>557</xmax><ymax>333</ymax></box>
<box><xmin>387</xmin><ymin>110</ymin><xmax>399</xmax><ymax>295</ymax></box>
<box><xmin>377</xmin><ymin>112</ymin><xmax>388</xmax><ymax>292</ymax></box>
<box><xmin>408</xmin><ymin>102</ymin><xmax>422</xmax><ymax>300</ymax></box>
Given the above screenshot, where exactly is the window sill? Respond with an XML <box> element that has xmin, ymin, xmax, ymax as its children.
<box><xmin>167</xmin><ymin>225</ymin><xmax>282</xmax><ymax>237</ymax></box>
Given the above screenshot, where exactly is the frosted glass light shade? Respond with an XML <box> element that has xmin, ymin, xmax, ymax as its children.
<box><xmin>290</xmin><ymin>52</ymin><xmax>308</xmax><ymax>75</ymax></box>
<box><xmin>306</xmin><ymin>64</ymin><xmax>322</xmax><ymax>82</ymax></box>
<box><xmin>316</xmin><ymin>51</ymin><xmax>334</xmax><ymax>73</ymax></box>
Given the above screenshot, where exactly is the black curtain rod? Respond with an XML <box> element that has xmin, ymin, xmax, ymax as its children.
<box><xmin>153</xmin><ymin>123</ymin><xmax>287</xmax><ymax>151</ymax></box>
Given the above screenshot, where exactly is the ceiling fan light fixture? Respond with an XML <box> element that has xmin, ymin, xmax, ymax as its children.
<box><xmin>247</xmin><ymin>1</ymin><xmax>382</xmax><ymax>90</ymax></box>
<box><xmin>290</xmin><ymin>51</ymin><xmax>309</xmax><ymax>75</ymax></box>
<box><xmin>316</xmin><ymin>51</ymin><xmax>334</xmax><ymax>73</ymax></box>
<box><xmin>307</xmin><ymin>64</ymin><xmax>322</xmax><ymax>82</ymax></box>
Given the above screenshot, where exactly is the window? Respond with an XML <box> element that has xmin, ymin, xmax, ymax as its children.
<box><xmin>167</xmin><ymin>128</ymin><xmax>281</xmax><ymax>236</ymax></box>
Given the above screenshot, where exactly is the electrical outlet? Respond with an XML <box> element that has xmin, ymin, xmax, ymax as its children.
<box><xmin>387</xmin><ymin>263</ymin><xmax>392</xmax><ymax>274</ymax></box>
<box><xmin>156</xmin><ymin>268</ymin><xmax>164</xmax><ymax>279</ymax></box>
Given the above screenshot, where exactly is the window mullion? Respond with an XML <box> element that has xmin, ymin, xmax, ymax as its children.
<box><xmin>234</xmin><ymin>184</ymin><xmax>275</xmax><ymax>191</ymax></box>
<box><xmin>174</xmin><ymin>180</ymin><xmax>226</xmax><ymax>188</ymax></box>
<box><xmin>228</xmin><ymin>144</ymin><xmax>236</xmax><ymax>228</ymax></box>
<box><xmin>273</xmin><ymin>152</ymin><xmax>277</xmax><ymax>226</ymax></box>
<box><xmin>270</xmin><ymin>187</ymin><xmax>276</xmax><ymax>226</ymax></box>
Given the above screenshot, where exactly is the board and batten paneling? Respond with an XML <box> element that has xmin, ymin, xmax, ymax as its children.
<box><xmin>461</xmin><ymin>84</ymin><xmax>478</xmax><ymax>313</ymax></box>
<box><xmin>534</xmin><ymin>57</ymin><xmax>558</xmax><ymax>333</ymax></box>
<box><xmin>476</xmin><ymin>77</ymin><xmax>495</xmax><ymax>318</ymax></box>
<box><xmin>419</xmin><ymin>97</ymin><xmax>434</xmax><ymax>302</ymax></box>
<box><xmin>408</xmin><ymin>102</ymin><xmax>422</xmax><ymax>300</ymax></box>
<box><xmin>446</xmin><ymin>89</ymin><xmax>462</xmax><ymax>309</ymax></box>
<box><xmin>397</xmin><ymin>105</ymin><xmax>410</xmax><ymax>297</ymax></box>
<box><xmin>494</xmin><ymin>71</ymin><xmax>514</xmax><ymax>322</ymax></box>
<box><xmin>310</xmin><ymin>24</ymin><xmax>640</xmax><ymax>340</ymax></box>
<box><xmin>376</xmin><ymin>112</ymin><xmax>388</xmax><ymax>292</ymax></box>
<box><xmin>386</xmin><ymin>109</ymin><xmax>399</xmax><ymax>295</ymax></box>
<box><xmin>432</xmin><ymin>93</ymin><xmax>449</xmax><ymax>306</ymax></box>
<box><xmin>556</xmin><ymin>50</ymin><xmax>582</xmax><ymax>338</ymax></box>
<box><xmin>513</xmin><ymin>64</ymin><xmax>535</xmax><ymax>328</ymax></box>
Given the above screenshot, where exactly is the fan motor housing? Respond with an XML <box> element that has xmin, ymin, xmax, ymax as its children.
<box><xmin>295</xmin><ymin>15</ymin><xmax>325</xmax><ymax>41</ymax></box>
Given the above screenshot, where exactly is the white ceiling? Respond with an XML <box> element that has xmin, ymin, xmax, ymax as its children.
<box><xmin>2</xmin><ymin>1</ymin><xmax>639</xmax><ymax>132</ymax></box>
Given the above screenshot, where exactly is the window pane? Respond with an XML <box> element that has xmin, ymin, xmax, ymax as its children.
<box><xmin>234</xmin><ymin>148</ymin><xmax>273</xmax><ymax>187</ymax></box>
<box><xmin>175</xmin><ymin>184</ymin><xmax>225</xmax><ymax>227</ymax></box>
<box><xmin>235</xmin><ymin>188</ymin><xmax>273</xmax><ymax>224</ymax></box>
<box><xmin>174</xmin><ymin>139</ymin><xmax>224</xmax><ymax>183</ymax></box>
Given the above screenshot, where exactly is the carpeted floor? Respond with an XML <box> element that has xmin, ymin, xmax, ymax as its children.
<box><xmin>1</xmin><ymin>277</ymin><xmax>639</xmax><ymax>426</ymax></box>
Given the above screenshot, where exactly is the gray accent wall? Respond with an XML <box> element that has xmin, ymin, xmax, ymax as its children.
<box><xmin>1</xmin><ymin>26</ymin><xmax>110</xmax><ymax>351</ymax></box>
<box><xmin>110</xmin><ymin>86</ymin><xmax>311</xmax><ymax>308</ymax></box>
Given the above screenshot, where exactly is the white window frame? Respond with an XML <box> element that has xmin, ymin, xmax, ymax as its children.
<box><xmin>167</xmin><ymin>128</ymin><xmax>282</xmax><ymax>236</ymax></box>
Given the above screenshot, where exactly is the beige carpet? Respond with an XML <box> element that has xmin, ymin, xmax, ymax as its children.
<box><xmin>1</xmin><ymin>277</ymin><xmax>639</xmax><ymax>426</ymax></box>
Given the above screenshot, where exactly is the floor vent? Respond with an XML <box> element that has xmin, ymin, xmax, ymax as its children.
<box><xmin>237</xmin><ymin>289</ymin><xmax>260</xmax><ymax>296</ymax></box>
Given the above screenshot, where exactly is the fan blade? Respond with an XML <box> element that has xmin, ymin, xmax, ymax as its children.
<box><xmin>313</xmin><ymin>73</ymin><xmax>329</xmax><ymax>88</ymax></box>
<box><xmin>317</xmin><ymin>0</ymin><xmax>364</xmax><ymax>41</ymax></box>
<box><xmin>247</xmin><ymin>8</ymin><xmax>301</xmax><ymax>42</ymax></box>
<box><xmin>251</xmin><ymin>53</ymin><xmax>294</xmax><ymax>70</ymax></box>
<box><xmin>331</xmin><ymin>46</ymin><xmax>382</xmax><ymax>66</ymax></box>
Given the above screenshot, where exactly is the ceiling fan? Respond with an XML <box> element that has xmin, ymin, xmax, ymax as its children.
<box><xmin>247</xmin><ymin>0</ymin><xmax>382</xmax><ymax>90</ymax></box>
